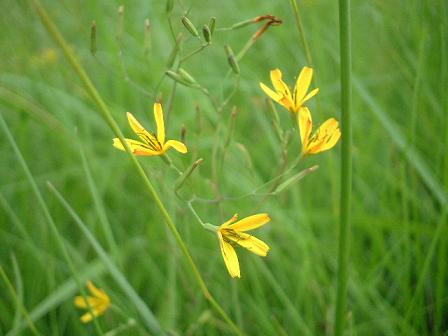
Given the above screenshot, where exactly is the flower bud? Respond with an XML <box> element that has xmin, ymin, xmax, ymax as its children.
<box><xmin>166</xmin><ymin>0</ymin><xmax>174</xmax><ymax>13</ymax></box>
<box><xmin>90</xmin><ymin>21</ymin><xmax>97</xmax><ymax>56</ymax></box>
<box><xmin>224</xmin><ymin>45</ymin><xmax>240</xmax><ymax>74</ymax></box>
<box><xmin>178</xmin><ymin>68</ymin><xmax>197</xmax><ymax>85</ymax></box>
<box><xmin>166</xmin><ymin>70</ymin><xmax>197</xmax><ymax>88</ymax></box>
<box><xmin>202</xmin><ymin>25</ymin><xmax>212</xmax><ymax>43</ymax></box>
<box><xmin>181</xmin><ymin>16</ymin><xmax>199</xmax><ymax>37</ymax></box>
<box><xmin>208</xmin><ymin>17</ymin><xmax>216</xmax><ymax>35</ymax></box>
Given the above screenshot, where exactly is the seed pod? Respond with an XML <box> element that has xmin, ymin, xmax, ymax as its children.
<box><xmin>208</xmin><ymin>17</ymin><xmax>216</xmax><ymax>35</ymax></box>
<box><xmin>224</xmin><ymin>45</ymin><xmax>240</xmax><ymax>74</ymax></box>
<box><xmin>202</xmin><ymin>25</ymin><xmax>212</xmax><ymax>43</ymax></box>
<box><xmin>181</xmin><ymin>16</ymin><xmax>199</xmax><ymax>37</ymax></box>
<box><xmin>178</xmin><ymin>68</ymin><xmax>197</xmax><ymax>85</ymax></box>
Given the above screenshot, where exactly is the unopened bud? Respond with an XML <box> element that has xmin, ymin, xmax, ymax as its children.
<box><xmin>202</xmin><ymin>25</ymin><xmax>212</xmax><ymax>43</ymax></box>
<box><xmin>181</xmin><ymin>16</ymin><xmax>199</xmax><ymax>37</ymax></box>
<box><xmin>166</xmin><ymin>70</ymin><xmax>196</xmax><ymax>87</ymax></box>
<box><xmin>274</xmin><ymin>166</ymin><xmax>319</xmax><ymax>193</ymax></box>
<box><xmin>90</xmin><ymin>21</ymin><xmax>97</xmax><ymax>56</ymax></box>
<box><xmin>144</xmin><ymin>19</ymin><xmax>151</xmax><ymax>55</ymax></box>
<box><xmin>166</xmin><ymin>0</ymin><xmax>174</xmax><ymax>13</ymax></box>
<box><xmin>178</xmin><ymin>68</ymin><xmax>197</xmax><ymax>85</ymax></box>
<box><xmin>208</xmin><ymin>17</ymin><xmax>216</xmax><ymax>35</ymax></box>
<box><xmin>175</xmin><ymin>158</ymin><xmax>204</xmax><ymax>191</ymax></box>
<box><xmin>181</xmin><ymin>125</ymin><xmax>187</xmax><ymax>142</ymax></box>
<box><xmin>117</xmin><ymin>5</ymin><xmax>125</xmax><ymax>42</ymax></box>
<box><xmin>165</xmin><ymin>70</ymin><xmax>183</xmax><ymax>82</ymax></box>
<box><xmin>145</xmin><ymin>18</ymin><xmax>151</xmax><ymax>30</ymax></box>
<box><xmin>224</xmin><ymin>45</ymin><xmax>240</xmax><ymax>74</ymax></box>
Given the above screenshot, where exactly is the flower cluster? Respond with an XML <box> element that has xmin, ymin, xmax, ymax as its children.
<box><xmin>74</xmin><ymin>281</ymin><xmax>111</xmax><ymax>323</ymax></box>
<box><xmin>260</xmin><ymin>67</ymin><xmax>341</xmax><ymax>156</ymax></box>
<box><xmin>75</xmin><ymin>65</ymin><xmax>340</xmax><ymax>323</ymax></box>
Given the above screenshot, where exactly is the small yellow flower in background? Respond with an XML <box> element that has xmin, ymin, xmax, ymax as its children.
<box><xmin>74</xmin><ymin>281</ymin><xmax>111</xmax><ymax>323</ymax></box>
<box><xmin>260</xmin><ymin>66</ymin><xmax>319</xmax><ymax>114</ymax></box>
<box><xmin>298</xmin><ymin>107</ymin><xmax>341</xmax><ymax>156</ymax></box>
<box><xmin>113</xmin><ymin>103</ymin><xmax>188</xmax><ymax>156</ymax></box>
<box><xmin>30</xmin><ymin>48</ymin><xmax>58</xmax><ymax>66</ymax></box>
<box><xmin>217</xmin><ymin>213</ymin><xmax>271</xmax><ymax>278</ymax></box>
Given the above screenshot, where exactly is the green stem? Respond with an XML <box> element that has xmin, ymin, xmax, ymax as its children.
<box><xmin>289</xmin><ymin>0</ymin><xmax>313</xmax><ymax>66</ymax></box>
<box><xmin>334</xmin><ymin>0</ymin><xmax>352</xmax><ymax>335</ymax></box>
<box><xmin>29</xmin><ymin>1</ymin><xmax>243</xmax><ymax>334</ymax></box>
<box><xmin>187</xmin><ymin>202</ymin><xmax>217</xmax><ymax>232</ymax></box>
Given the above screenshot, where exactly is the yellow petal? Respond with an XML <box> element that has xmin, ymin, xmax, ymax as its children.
<box><xmin>270</xmin><ymin>69</ymin><xmax>291</xmax><ymax>99</ymax></box>
<box><xmin>301</xmin><ymin>88</ymin><xmax>319</xmax><ymax>104</ymax></box>
<box><xmin>227</xmin><ymin>213</ymin><xmax>270</xmax><ymax>232</ymax></box>
<box><xmin>80</xmin><ymin>310</ymin><xmax>100</xmax><ymax>323</ymax></box>
<box><xmin>87</xmin><ymin>281</ymin><xmax>110</xmax><ymax>303</ymax></box>
<box><xmin>298</xmin><ymin>107</ymin><xmax>313</xmax><ymax>152</ymax></box>
<box><xmin>163</xmin><ymin>140</ymin><xmax>188</xmax><ymax>154</ymax></box>
<box><xmin>220</xmin><ymin>214</ymin><xmax>239</xmax><ymax>229</ymax></box>
<box><xmin>259</xmin><ymin>82</ymin><xmax>282</xmax><ymax>102</ymax></box>
<box><xmin>308</xmin><ymin>118</ymin><xmax>341</xmax><ymax>154</ymax></box>
<box><xmin>113</xmin><ymin>138</ymin><xmax>161</xmax><ymax>156</ymax></box>
<box><xmin>153</xmin><ymin>103</ymin><xmax>165</xmax><ymax>145</ymax></box>
<box><xmin>74</xmin><ymin>296</ymin><xmax>101</xmax><ymax>309</ymax></box>
<box><xmin>126</xmin><ymin>112</ymin><xmax>159</xmax><ymax>146</ymax></box>
<box><xmin>218</xmin><ymin>232</ymin><xmax>240</xmax><ymax>278</ymax></box>
<box><xmin>224</xmin><ymin>231</ymin><xmax>270</xmax><ymax>256</ymax></box>
<box><xmin>294</xmin><ymin>66</ymin><xmax>313</xmax><ymax>104</ymax></box>
<box><xmin>279</xmin><ymin>96</ymin><xmax>295</xmax><ymax>112</ymax></box>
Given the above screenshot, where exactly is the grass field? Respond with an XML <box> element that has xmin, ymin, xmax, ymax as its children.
<box><xmin>0</xmin><ymin>0</ymin><xmax>447</xmax><ymax>335</ymax></box>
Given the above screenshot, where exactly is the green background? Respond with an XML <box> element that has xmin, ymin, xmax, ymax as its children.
<box><xmin>0</xmin><ymin>0</ymin><xmax>447</xmax><ymax>335</ymax></box>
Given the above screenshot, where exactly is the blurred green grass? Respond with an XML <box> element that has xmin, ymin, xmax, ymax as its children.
<box><xmin>0</xmin><ymin>0</ymin><xmax>447</xmax><ymax>335</ymax></box>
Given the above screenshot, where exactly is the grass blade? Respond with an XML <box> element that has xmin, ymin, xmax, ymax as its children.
<box><xmin>47</xmin><ymin>182</ymin><xmax>164</xmax><ymax>335</ymax></box>
<box><xmin>0</xmin><ymin>265</ymin><xmax>42</xmax><ymax>336</ymax></box>
<box><xmin>0</xmin><ymin>111</ymin><xmax>103</xmax><ymax>335</ymax></box>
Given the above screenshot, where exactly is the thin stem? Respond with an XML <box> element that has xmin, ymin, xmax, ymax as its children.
<box><xmin>179</xmin><ymin>43</ymin><xmax>210</xmax><ymax>64</ymax></box>
<box><xmin>190</xmin><ymin>155</ymin><xmax>306</xmax><ymax>204</ymax></box>
<box><xmin>29</xmin><ymin>2</ymin><xmax>243</xmax><ymax>334</ymax></box>
<box><xmin>334</xmin><ymin>0</ymin><xmax>352</xmax><ymax>335</ymax></box>
<box><xmin>289</xmin><ymin>0</ymin><xmax>313</xmax><ymax>66</ymax></box>
<box><xmin>187</xmin><ymin>202</ymin><xmax>217</xmax><ymax>232</ymax></box>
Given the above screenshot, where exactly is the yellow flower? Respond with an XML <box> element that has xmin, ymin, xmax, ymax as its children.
<box><xmin>217</xmin><ymin>213</ymin><xmax>271</xmax><ymax>278</ymax></box>
<box><xmin>113</xmin><ymin>103</ymin><xmax>188</xmax><ymax>156</ymax></box>
<box><xmin>260</xmin><ymin>66</ymin><xmax>319</xmax><ymax>113</ymax></box>
<box><xmin>298</xmin><ymin>107</ymin><xmax>341</xmax><ymax>155</ymax></box>
<box><xmin>74</xmin><ymin>281</ymin><xmax>111</xmax><ymax>323</ymax></box>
